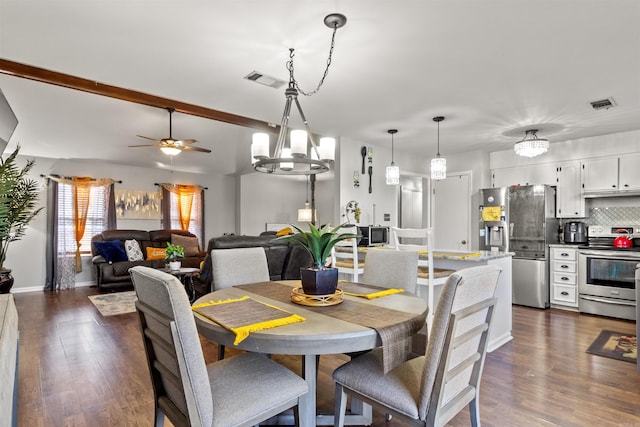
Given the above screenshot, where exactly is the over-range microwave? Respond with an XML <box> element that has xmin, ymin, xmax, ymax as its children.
<box><xmin>357</xmin><ymin>226</ymin><xmax>390</xmax><ymax>247</ymax></box>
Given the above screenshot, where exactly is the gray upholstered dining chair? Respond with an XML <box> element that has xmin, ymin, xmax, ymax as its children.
<box><xmin>129</xmin><ymin>266</ymin><xmax>308</xmax><ymax>427</ymax></box>
<box><xmin>333</xmin><ymin>265</ymin><xmax>501</xmax><ymax>427</ymax></box>
<box><xmin>210</xmin><ymin>247</ymin><xmax>271</xmax><ymax>359</ymax></box>
<box><xmin>361</xmin><ymin>248</ymin><xmax>419</xmax><ymax>293</ymax></box>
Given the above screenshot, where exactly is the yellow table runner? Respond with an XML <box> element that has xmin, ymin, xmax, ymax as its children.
<box><xmin>192</xmin><ymin>296</ymin><xmax>305</xmax><ymax>344</ymax></box>
<box><xmin>342</xmin><ymin>287</ymin><xmax>405</xmax><ymax>299</ymax></box>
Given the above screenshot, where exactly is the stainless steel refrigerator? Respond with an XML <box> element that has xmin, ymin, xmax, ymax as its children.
<box><xmin>480</xmin><ymin>185</ymin><xmax>559</xmax><ymax>308</ymax></box>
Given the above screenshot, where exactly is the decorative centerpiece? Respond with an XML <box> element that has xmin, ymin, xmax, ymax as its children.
<box><xmin>276</xmin><ymin>223</ymin><xmax>357</xmax><ymax>295</ymax></box>
<box><xmin>0</xmin><ymin>147</ymin><xmax>43</xmax><ymax>293</ymax></box>
<box><xmin>165</xmin><ymin>242</ymin><xmax>184</xmax><ymax>271</ymax></box>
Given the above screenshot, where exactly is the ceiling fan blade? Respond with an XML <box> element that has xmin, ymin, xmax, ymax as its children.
<box><xmin>136</xmin><ymin>134</ymin><xmax>162</xmax><ymax>142</ymax></box>
<box><xmin>178</xmin><ymin>139</ymin><xmax>198</xmax><ymax>144</ymax></box>
<box><xmin>128</xmin><ymin>143</ymin><xmax>162</xmax><ymax>148</ymax></box>
<box><xmin>182</xmin><ymin>145</ymin><xmax>212</xmax><ymax>153</ymax></box>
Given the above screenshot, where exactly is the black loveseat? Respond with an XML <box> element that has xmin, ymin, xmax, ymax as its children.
<box><xmin>194</xmin><ymin>234</ymin><xmax>313</xmax><ymax>296</ymax></box>
<box><xmin>91</xmin><ymin>229</ymin><xmax>206</xmax><ymax>291</ymax></box>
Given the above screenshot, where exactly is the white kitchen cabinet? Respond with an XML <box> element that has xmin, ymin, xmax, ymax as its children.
<box><xmin>556</xmin><ymin>161</ymin><xmax>585</xmax><ymax>218</ymax></box>
<box><xmin>491</xmin><ymin>163</ymin><xmax>557</xmax><ymax>188</ymax></box>
<box><xmin>618</xmin><ymin>153</ymin><xmax>640</xmax><ymax>191</ymax></box>
<box><xmin>581</xmin><ymin>157</ymin><xmax>619</xmax><ymax>193</ymax></box>
<box><xmin>550</xmin><ymin>246</ymin><xmax>579</xmax><ymax>309</ymax></box>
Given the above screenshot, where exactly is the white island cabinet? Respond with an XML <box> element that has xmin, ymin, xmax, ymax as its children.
<box><xmin>430</xmin><ymin>251</ymin><xmax>513</xmax><ymax>352</ymax></box>
<box><xmin>549</xmin><ymin>245</ymin><xmax>580</xmax><ymax>310</ymax></box>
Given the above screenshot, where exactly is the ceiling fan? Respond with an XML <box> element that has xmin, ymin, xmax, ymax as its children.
<box><xmin>129</xmin><ymin>108</ymin><xmax>211</xmax><ymax>155</ymax></box>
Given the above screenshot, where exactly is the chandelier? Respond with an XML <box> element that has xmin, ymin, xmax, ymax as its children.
<box><xmin>385</xmin><ymin>129</ymin><xmax>399</xmax><ymax>185</ymax></box>
<box><xmin>430</xmin><ymin>116</ymin><xmax>446</xmax><ymax>180</ymax></box>
<box><xmin>514</xmin><ymin>129</ymin><xmax>549</xmax><ymax>157</ymax></box>
<box><xmin>252</xmin><ymin>13</ymin><xmax>347</xmax><ymax>175</ymax></box>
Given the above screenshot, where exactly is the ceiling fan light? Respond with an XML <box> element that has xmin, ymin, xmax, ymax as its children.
<box><xmin>514</xmin><ymin>129</ymin><xmax>549</xmax><ymax>157</ymax></box>
<box><xmin>160</xmin><ymin>146</ymin><xmax>181</xmax><ymax>156</ymax></box>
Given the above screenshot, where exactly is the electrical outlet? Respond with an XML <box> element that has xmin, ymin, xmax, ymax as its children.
<box><xmin>384</xmin><ymin>213</ymin><xmax>390</xmax><ymax>221</ymax></box>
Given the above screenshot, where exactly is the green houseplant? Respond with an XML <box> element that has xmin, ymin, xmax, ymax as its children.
<box><xmin>165</xmin><ymin>242</ymin><xmax>185</xmax><ymax>271</ymax></box>
<box><xmin>0</xmin><ymin>146</ymin><xmax>43</xmax><ymax>293</ymax></box>
<box><xmin>276</xmin><ymin>223</ymin><xmax>357</xmax><ymax>295</ymax></box>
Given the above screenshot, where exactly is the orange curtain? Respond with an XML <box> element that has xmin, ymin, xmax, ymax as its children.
<box><xmin>73</xmin><ymin>177</ymin><xmax>93</xmax><ymax>272</ymax></box>
<box><xmin>176</xmin><ymin>185</ymin><xmax>195</xmax><ymax>230</ymax></box>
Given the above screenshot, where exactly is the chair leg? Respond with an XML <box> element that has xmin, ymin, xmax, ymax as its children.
<box><xmin>217</xmin><ymin>344</ymin><xmax>225</xmax><ymax>360</ymax></box>
<box><xmin>469</xmin><ymin>397</ymin><xmax>481</xmax><ymax>427</ymax></box>
<box><xmin>334</xmin><ymin>384</ymin><xmax>348</xmax><ymax>427</ymax></box>
<box><xmin>293</xmin><ymin>404</ymin><xmax>300</xmax><ymax>427</ymax></box>
<box><xmin>154</xmin><ymin>406</ymin><xmax>165</xmax><ymax>427</ymax></box>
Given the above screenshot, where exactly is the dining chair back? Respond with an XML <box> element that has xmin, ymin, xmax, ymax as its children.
<box><xmin>331</xmin><ymin>225</ymin><xmax>365</xmax><ymax>282</ymax></box>
<box><xmin>361</xmin><ymin>248</ymin><xmax>419</xmax><ymax>293</ymax></box>
<box><xmin>333</xmin><ymin>265</ymin><xmax>501</xmax><ymax>427</ymax></box>
<box><xmin>210</xmin><ymin>247</ymin><xmax>270</xmax><ymax>359</ymax></box>
<box><xmin>210</xmin><ymin>247</ymin><xmax>270</xmax><ymax>290</ymax></box>
<box><xmin>129</xmin><ymin>266</ymin><xmax>308</xmax><ymax>427</ymax></box>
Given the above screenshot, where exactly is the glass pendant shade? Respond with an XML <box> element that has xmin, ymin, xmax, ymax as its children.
<box><xmin>386</xmin><ymin>164</ymin><xmax>400</xmax><ymax>185</ymax></box>
<box><xmin>431</xmin><ymin>157</ymin><xmax>446</xmax><ymax>180</ymax></box>
<box><xmin>514</xmin><ymin>129</ymin><xmax>549</xmax><ymax>157</ymax></box>
<box><xmin>160</xmin><ymin>146</ymin><xmax>181</xmax><ymax>156</ymax></box>
<box><xmin>290</xmin><ymin>130</ymin><xmax>308</xmax><ymax>157</ymax></box>
<box><xmin>251</xmin><ymin>132</ymin><xmax>270</xmax><ymax>163</ymax></box>
<box><xmin>319</xmin><ymin>137</ymin><xmax>336</xmax><ymax>161</ymax></box>
<box><xmin>298</xmin><ymin>202</ymin><xmax>313</xmax><ymax>222</ymax></box>
<box><xmin>280</xmin><ymin>148</ymin><xmax>294</xmax><ymax>171</ymax></box>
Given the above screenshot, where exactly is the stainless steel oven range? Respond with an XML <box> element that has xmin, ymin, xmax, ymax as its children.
<box><xmin>577</xmin><ymin>225</ymin><xmax>640</xmax><ymax>320</ymax></box>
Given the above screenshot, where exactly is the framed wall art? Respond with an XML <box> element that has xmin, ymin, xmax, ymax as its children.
<box><xmin>115</xmin><ymin>189</ymin><xmax>161</xmax><ymax>219</ymax></box>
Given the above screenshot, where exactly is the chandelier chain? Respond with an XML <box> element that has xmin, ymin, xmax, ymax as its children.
<box><xmin>287</xmin><ymin>23</ymin><xmax>339</xmax><ymax>97</ymax></box>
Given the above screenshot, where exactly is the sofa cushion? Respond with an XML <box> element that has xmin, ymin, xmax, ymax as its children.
<box><xmin>171</xmin><ymin>233</ymin><xmax>200</xmax><ymax>257</ymax></box>
<box><xmin>93</xmin><ymin>240</ymin><xmax>128</xmax><ymax>263</ymax></box>
<box><xmin>124</xmin><ymin>239</ymin><xmax>144</xmax><ymax>261</ymax></box>
<box><xmin>146</xmin><ymin>247</ymin><xmax>167</xmax><ymax>260</ymax></box>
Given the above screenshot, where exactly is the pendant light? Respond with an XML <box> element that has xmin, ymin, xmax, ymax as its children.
<box><xmin>251</xmin><ymin>13</ymin><xmax>346</xmax><ymax>175</ymax></box>
<box><xmin>385</xmin><ymin>129</ymin><xmax>400</xmax><ymax>185</ymax></box>
<box><xmin>514</xmin><ymin>129</ymin><xmax>549</xmax><ymax>157</ymax></box>
<box><xmin>430</xmin><ymin>116</ymin><xmax>446</xmax><ymax>180</ymax></box>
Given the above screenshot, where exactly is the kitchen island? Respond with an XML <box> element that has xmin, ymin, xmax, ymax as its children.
<box><xmin>428</xmin><ymin>250</ymin><xmax>514</xmax><ymax>352</ymax></box>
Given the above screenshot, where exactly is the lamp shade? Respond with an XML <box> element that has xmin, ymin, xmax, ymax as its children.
<box><xmin>298</xmin><ymin>202</ymin><xmax>313</xmax><ymax>222</ymax></box>
<box><xmin>431</xmin><ymin>157</ymin><xmax>446</xmax><ymax>180</ymax></box>
<box><xmin>291</xmin><ymin>129</ymin><xmax>307</xmax><ymax>157</ymax></box>
<box><xmin>280</xmin><ymin>148</ymin><xmax>294</xmax><ymax>171</ymax></box>
<box><xmin>251</xmin><ymin>132</ymin><xmax>270</xmax><ymax>161</ymax></box>
<box><xmin>386</xmin><ymin>164</ymin><xmax>400</xmax><ymax>185</ymax></box>
<box><xmin>319</xmin><ymin>137</ymin><xmax>336</xmax><ymax>161</ymax></box>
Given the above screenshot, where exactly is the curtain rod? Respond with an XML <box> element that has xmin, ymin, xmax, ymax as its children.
<box><xmin>40</xmin><ymin>174</ymin><xmax>122</xmax><ymax>183</ymax></box>
<box><xmin>155</xmin><ymin>183</ymin><xmax>208</xmax><ymax>190</ymax></box>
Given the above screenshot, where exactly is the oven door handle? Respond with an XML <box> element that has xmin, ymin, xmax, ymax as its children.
<box><xmin>579</xmin><ymin>295</ymin><xmax>637</xmax><ymax>307</ymax></box>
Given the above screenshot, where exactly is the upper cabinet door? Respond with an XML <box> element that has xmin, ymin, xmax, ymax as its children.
<box><xmin>556</xmin><ymin>161</ymin><xmax>585</xmax><ymax>218</ymax></box>
<box><xmin>491</xmin><ymin>163</ymin><xmax>557</xmax><ymax>188</ymax></box>
<box><xmin>618</xmin><ymin>153</ymin><xmax>640</xmax><ymax>191</ymax></box>
<box><xmin>581</xmin><ymin>157</ymin><xmax>619</xmax><ymax>193</ymax></box>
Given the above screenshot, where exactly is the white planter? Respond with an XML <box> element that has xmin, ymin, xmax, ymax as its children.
<box><xmin>168</xmin><ymin>260</ymin><xmax>182</xmax><ymax>271</ymax></box>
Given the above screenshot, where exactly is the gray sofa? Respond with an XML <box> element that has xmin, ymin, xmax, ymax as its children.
<box><xmin>194</xmin><ymin>234</ymin><xmax>313</xmax><ymax>297</ymax></box>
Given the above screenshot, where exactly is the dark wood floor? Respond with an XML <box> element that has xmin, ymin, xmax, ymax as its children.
<box><xmin>13</xmin><ymin>287</ymin><xmax>640</xmax><ymax>427</ymax></box>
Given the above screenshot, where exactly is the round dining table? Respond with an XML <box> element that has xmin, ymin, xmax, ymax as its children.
<box><xmin>193</xmin><ymin>280</ymin><xmax>428</xmax><ymax>427</ymax></box>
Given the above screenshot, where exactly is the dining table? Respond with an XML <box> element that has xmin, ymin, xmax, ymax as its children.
<box><xmin>192</xmin><ymin>280</ymin><xmax>428</xmax><ymax>427</ymax></box>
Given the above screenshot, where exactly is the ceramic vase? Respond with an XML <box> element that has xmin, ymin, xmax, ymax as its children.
<box><xmin>169</xmin><ymin>260</ymin><xmax>182</xmax><ymax>271</ymax></box>
<box><xmin>0</xmin><ymin>269</ymin><xmax>14</xmax><ymax>294</ymax></box>
<box><xmin>300</xmin><ymin>267</ymin><xmax>339</xmax><ymax>295</ymax></box>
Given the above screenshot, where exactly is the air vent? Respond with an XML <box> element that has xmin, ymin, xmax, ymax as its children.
<box><xmin>590</xmin><ymin>97</ymin><xmax>616</xmax><ymax>110</ymax></box>
<box><xmin>244</xmin><ymin>71</ymin><xmax>286</xmax><ymax>89</ymax></box>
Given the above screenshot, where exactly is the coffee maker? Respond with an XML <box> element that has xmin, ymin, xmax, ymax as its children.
<box><xmin>563</xmin><ymin>221</ymin><xmax>587</xmax><ymax>243</ymax></box>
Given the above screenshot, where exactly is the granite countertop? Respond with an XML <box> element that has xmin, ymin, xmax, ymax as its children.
<box><xmin>335</xmin><ymin>246</ymin><xmax>514</xmax><ymax>261</ymax></box>
<box><xmin>549</xmin><ymin>243</ymin><xmax>583</xmax><ymax>248</ymax></box>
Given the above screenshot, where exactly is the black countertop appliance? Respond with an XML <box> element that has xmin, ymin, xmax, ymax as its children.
<box><xmin>563</xmin><ymin>221</ymin><xmax>587</xmax><ymax>243</ymax></box>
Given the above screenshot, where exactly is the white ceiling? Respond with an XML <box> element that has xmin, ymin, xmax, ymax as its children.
<box><xmin>0</xmin><ymin>0</ymin><xmax>639</xmax><ymax>175</ymax></box>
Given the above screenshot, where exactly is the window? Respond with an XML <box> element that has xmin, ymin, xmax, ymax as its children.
<box><xmin>57</xmin><ymin>183</ymin><xmax>109</xmax><ymax>254</ymax></box>
<box><xmin>167</xmin><ymin>190</ymin><xmax>203</xmax><ymax>245</ymax></box>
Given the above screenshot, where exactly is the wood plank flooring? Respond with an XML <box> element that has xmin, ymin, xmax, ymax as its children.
<box><xmin>12</xmin><ymin>287</ymin><xmax>640</xmax><ymax>426</ymax></box>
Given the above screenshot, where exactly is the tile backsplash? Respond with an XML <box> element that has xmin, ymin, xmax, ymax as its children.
<box><xmin>588</xmin><ymin>206</ymin><xmax>640</xmax><ymax>225</ymax></box>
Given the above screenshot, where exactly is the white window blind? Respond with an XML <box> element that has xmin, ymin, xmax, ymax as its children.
<box><xmin>57</xmin><ymin>183</ymin><xmax>109</xmax><ymax>254</ymax></box>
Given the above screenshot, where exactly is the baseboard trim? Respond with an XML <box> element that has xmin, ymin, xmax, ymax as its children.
<box><xmin>10</xmin><ymin>281</ymin><xmax>96</xmax><ymax>294</ymax></box>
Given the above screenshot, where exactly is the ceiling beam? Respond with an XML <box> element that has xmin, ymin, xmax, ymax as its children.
<box><xmin>0</xmin><ymin>58</ymin><xmax>279</xmax><ymax>134</ymax></box>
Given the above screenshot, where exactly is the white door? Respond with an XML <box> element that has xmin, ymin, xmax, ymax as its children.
<box><xmin>432</xmin><ymin>172</ymin><xmax>471</xmax><ymax>251</ymax></box>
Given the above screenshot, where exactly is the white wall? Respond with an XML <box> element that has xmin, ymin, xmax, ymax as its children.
<box><xmin>7</xmin><ymin>155</ymin><xmax>235</xmax><ymax>291</ymax></box>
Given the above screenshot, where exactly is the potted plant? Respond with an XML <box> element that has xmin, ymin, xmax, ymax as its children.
<box><xmin>276</xmin><ymin>223</ymin><xmax>357</xmax><ymax>295</ymax></box>
<box><xmin>0</xmin><ymin>146</ymin><xmax>43</xmax><ymax>293</ymax></box>
<box><xmin>165</xmin><ymin>242</ymin><xmax>184</xmax><ymax>271</ymax></box>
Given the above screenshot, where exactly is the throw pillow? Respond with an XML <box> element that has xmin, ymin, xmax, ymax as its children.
<box><xmin>171</xmin><ymin>234</ymin><xmax>200</xmax><ymax>257</ymax></box>
<box><xmin>124</xmin><ymin>239</ymin><xmax>144</xmax><ymax>261</ymax></box>
<box><xmin>276</xmin><ymin>227</ymin><xmax>293</xmax><ymax>236</ymax></box>
<box><xmin>93</xmin><ymin>240</ymin><xmax>128</xmax><ymax>263</ymax></box>
<box><xmin>146</xmin><ymin>247</ymin><xmax>167</xmax><ymax>260</ymax></box>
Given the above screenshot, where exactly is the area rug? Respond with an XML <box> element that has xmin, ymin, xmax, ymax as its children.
<box><xmin>88</xmin><ymin>291</ymin><xmax>137</xmax><ymax>316</ymax></box>
<box><xmin>586</xmin><ymin>330</ymin><xmax>637</xmax><ymax>363</ymax></box>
